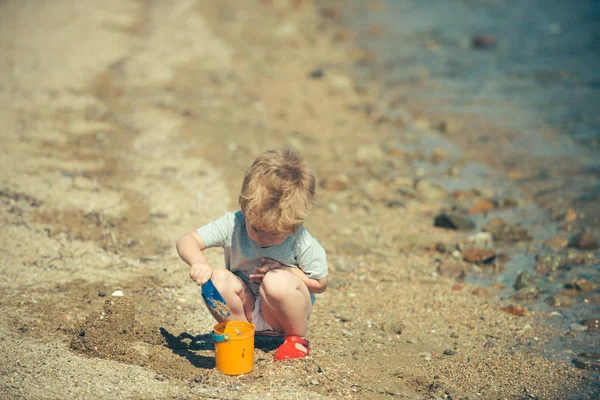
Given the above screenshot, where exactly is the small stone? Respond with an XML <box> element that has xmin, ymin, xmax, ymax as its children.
<box><xmin>545</xmin><ymin>236</ymin><xmax>568</xmax><ymax>251</ymax></box>
<box><xmin>309</xmin><ymin>69</ymin><xmax>324</xmax><ymax>79</ymax></box>
<box><xmin>468</xmin><ymin>199</ymin><xmax>496</xmax><ymax>214</ymax></box>
<box><xmin>546</xmin><ymin>294</ymin><xmax>576</xmax><ymax>308</ymax></box>
<box><xmin>471</xmin><ymin>286</ymin><xmax>489</xmax><ymax>297</ymax></box>
<box><xmin>514</xmin><ymin>272</ymin><xmax>532</xmax><ymax>290</ymax></box>
<box><xmin>437</xmin><ymin>262</ymin><xmax>465</xmax><ymax>279</ymax></box>
<box><xmin>463</xmin><ymin>248</ymin><xmax>496</xmax><ymax>264</ymax></box>
<box><xmin>434</xmin><ymin>242</ymin><xmax>448</xmax><ymax>253</ymax></box>
<box><xmin>483</xmin><ymin>218</ymin><xmax>532</xmax><ymax>243</ymax></box>
<box><xmin>98</xmin><ymin>291</ymin><xmax>106</xmax><ymax>297</ymax></box>
<box><xmin>328</xmin><ymin>72</ymin><xmax>352</xmax><ymax>92</ymax></box>
<box><xmin>416</xmin><ymin>180</ymin><xmax>446</xmax><ymax>201</ymax></box>
<box><xmin>332</xmin><ymin>27</ymin><xmax>352</xmax><ymax>42</ymax></box>
<box><xmin>572</xmin><ymin>357</ymin><xmax>600</xmax><ymax>371</ymax></box>
<box><xmin>443</xmin><ymin>349</ymin><xmax>456</xmax><ymax>356</ymax></box>
<box><xmin>429</xmin><ymin>148</ymin><xmax>449</xmax><ymax>164</ymax></box>
<box><xmin>472</xmin><ymin>34</ymin><xmax>497</xmax><ymax>49</ymax></box>
<box><xmin>356</xmin><ymin>144</ymin><xmax>384</xmax><ymax>163</ymax></box>
<box><xmin>570</xmin><ymin>323</ymin><xmax>589</xmax><ymax>333</ymax></box>
<box><xmin>413</xmin><ymin>118</ymin><xmax>430</xmax><ymax>130</ymax></box>
<box><xmin>382</xmin><ymin>318</ymin><xmax>405</xmax><ymax>334</ymax></box>
<box><xmin>111</xmin><ymin>290</ymin><xmax>124</xmax><ymax>297</ymax></box>
<box><xmin>319</xmin><ymin>174</ymin><xmax>349</xmax><ymax>192</ymax></box>
<box><xmin>564</xmin><ymin>208</ymin><xmax>578</xmax><ymax>222</ymax></box>
<box><xmin>582</xmin><ymin>319</ymin><xmax>600</xmax><ymax>331</ymax></box>
<box><xmin>434</xmin><ymin>213</ymin><xmax>475</xmax><ymax>231</ymax></box>
<box><xmin>559</xmin><ymin>289</ymin><xmax>579</xmax><ymax>296</ymax></box>
<box><xmin>513</xmin><ymin>287</ymin><xmax>540</xmax><ymax>300</ymax></box>
<box><xmin>364</xmin><ymin>179</ymin><xmax>388</xmax><ymax>202</ymax></box>
<box><xmin>154</xmin><ymin>373</ymin><xmax>168</xmax><ymax>381</ymax></box>
<box><xmin>437</xmin><ymin>118</ymin><xmax>464</xmax><ymax>134</ymax></box>
<box><xmin>568</xmin><ymin>278</ymin><xmax>598</xmax><ymax>293</ymax></box>
<box><xmin>465</xmin><ymin>232</ymin><xmax>493</xmax><ymax>249</ymax></box>
<box><xmin>327</xmin><ymin>202</ymin><xmax>339</xmax><ymax>213</ymax></box>
<box><xmin>386</xmin><ymin>199</ymin><xmax>405</xmax><ymax>209</ymax></box>
<box><xmin>497</xmin><ymin>198</ymin><xmax>519</xmax><ymax>208</ymax></box>
<box><xmin>319</xmin><ymin>8</ymin><xmax>341</xmax><ymax>20</ymax></box>
<box><xmin>502</xmin><ymin>304</ymin><xmax>527</xmax><ymax>317</ymax></box>
<box><xmin>569</xmin><ymin>228</ymin><xmax>598</xmax><ymax>250</ymax></box>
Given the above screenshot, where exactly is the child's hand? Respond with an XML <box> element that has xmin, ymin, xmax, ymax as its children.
<box><xmin>189</xmin><ymin>262</ymin><xmax>213</xmax><ymax>285</ymax></box>
<box><xmin>249</xmin><ymin>258</ymin><xmax>289</xmax><ymax>283</ymax></box>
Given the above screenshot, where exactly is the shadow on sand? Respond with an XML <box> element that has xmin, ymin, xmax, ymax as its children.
<box><xmin>160</xmin><ymin>328</ymin><xmax>284</xmax><ymax>369</ymax></box>
<box><xmin>160</xmin><ymin>328</ymin><xmax>214</xmax><ymax>369</ymax></box>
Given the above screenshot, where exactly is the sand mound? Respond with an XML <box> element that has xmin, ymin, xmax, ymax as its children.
<box><xmin>70</xmin><ymin>295</ymin><xmax>211</xmax><ymax>380</ymax></box>
<box><xmin>71</xmin><ymin>296</ymin><xmax>136</xmax><ymax>358</ymax></box>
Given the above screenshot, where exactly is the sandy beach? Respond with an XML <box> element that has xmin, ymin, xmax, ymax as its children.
<box><xmin>0</xmin><ymin>0</ymin><xmax>598</xmax><ymax>399</ymax></box>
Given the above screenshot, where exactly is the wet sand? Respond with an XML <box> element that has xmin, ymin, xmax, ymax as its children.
<box><xmin>0</xmin><ymin>1</ymin><xmax>598</xmax><ymax>399</ymax></box>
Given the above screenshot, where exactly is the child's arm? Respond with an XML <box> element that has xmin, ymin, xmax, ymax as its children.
<box><xmin>176</xmin><ymin>231</ymin><xmax>213</xmax><ymax>285</ymax></box>
<box><xmin>290</xmin><ymin>267</ymin><xmax>328</xmax><ymax>293</ymax></box>
<box><xmin>252</xmin><ymin>258</ymin><xmax>328</xmax><ymax>293</ymax></box>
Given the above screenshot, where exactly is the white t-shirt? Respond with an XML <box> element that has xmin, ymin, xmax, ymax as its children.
<box><xmin>197</xmin><ymin>211</ymin><xmax>328</xmax><ymax>298</ymax></box>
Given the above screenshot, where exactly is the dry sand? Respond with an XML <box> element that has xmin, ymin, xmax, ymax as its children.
<box><xmin>0</xmin><ymin>0</ymin><xmax>597</xmax><ymax>399</ymax></box>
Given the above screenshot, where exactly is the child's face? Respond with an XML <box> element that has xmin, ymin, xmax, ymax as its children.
<box><xmin>246</xmin><ymin>221</ymin><xmax>290</xmax><ymax>248</ymax></box>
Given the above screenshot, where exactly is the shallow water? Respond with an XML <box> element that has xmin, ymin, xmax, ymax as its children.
<box><xmin>351</xmin><ymin>0</ymin><xmax>600</xmax><ymax>147</ymax></box>
<box><xmin>342</xmin><ymin>0</ymin><xmax>600</xmax><ymax>358</ymax></box>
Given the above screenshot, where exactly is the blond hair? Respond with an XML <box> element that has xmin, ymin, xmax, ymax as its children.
<box><xmin>239</xmin><ymin>149</ymin><xmax>316</xmax><ymax>234</ymax></box>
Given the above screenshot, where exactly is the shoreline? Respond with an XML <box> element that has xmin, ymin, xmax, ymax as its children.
<box><xmin>0</xmin><ymin>0</ymin><xmax>598</xmax><ymax>399</ymax></box>
<box><xmin>330</xmin><ymin>0</ymin><xmax>600</xmax><ymax>361</ymax></box>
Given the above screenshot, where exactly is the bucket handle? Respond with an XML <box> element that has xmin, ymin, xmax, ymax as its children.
<box><xmin>212</xmin><ymin>332</ymin><xmax>230</xmax><ymax>342</ymax></box>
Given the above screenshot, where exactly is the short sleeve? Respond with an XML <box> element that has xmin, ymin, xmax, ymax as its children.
<box><xmin>196</xmin><ymin>212</ymin><xmax>234</xmax><ymax>248</ymax></box>
<box><xmin>297</xmin><ymin>238</ymin><xmax>328</xmax><ymax>280</ymax></box>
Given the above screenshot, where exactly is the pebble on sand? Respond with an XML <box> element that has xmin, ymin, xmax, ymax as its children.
<box><xmin>567</xmin><ymin>278</ymin><xmax>598</xmax><ymax>293</ymax></box>
<box><xmin>502</xmin><ymin>304</ymin><xmax>528</xmax><ymax>317</ymax></box>
<box><xmin>582</xmin><ymin>319</ymin><xmax>600</xmax><ymax>331</ymax></box>
<box><xmin>570</xmin><ymin>323</ymin><xmax>588</xmax><ymax>333</ymax></box>
<box><xmin>564</xmin><ymin>208</ymin><xmax>578</xmax><ymax>222</ymax></box>
<box><xmin>568</xmin><ymin>228</ymin><xmax>598</xmax><ymax>250</ymax></box>
<box><xmin>319</xmin><ymin>174</ymin><xmax>349</xmax><ymax>192</ymax></box>
<box><xmin>483</xmin><ymin>218</ymin><xmax>532</xmax><ymax>242</ymax></box>
<box><xmin>463</xmin><ymin>248</ymin><xmax>496</xmax><ymax>264</ymax></box>
<box><xmin>465</xmin><ymin>232</ymin><xmax>494</xmax><ymax>249</ymax></box>
<box><xmin>111</xmin><ymin>290</ymin><xmax>124</xmax><ymax>297</ymax></box>
<box><xmin>434</xmin><ymin>213</ymin><xmax>475</xmax><ymax>231</ymax></box>
<box><xmin>468</xmin><ymin>198</ymin><xmax>496</xmax><ymax>214</ymax></box>
<box><xmin>572</xmin><ymin>353</ymin><xmax>600</xmax><ymax>371</ymax></box>
<box><xmin>546</xmin><ymin>294</ymin><xmax>576</xmax><ymax>308</ymax></box>
<box><xmin>514</xmin><ymin>271</ymin><xmax>534</xmax><ymax>290</ymax></box>
<box><xmin>437</xmin><ymin>262</ymin><xmax>466</xmax><ymax>279</ymax></box>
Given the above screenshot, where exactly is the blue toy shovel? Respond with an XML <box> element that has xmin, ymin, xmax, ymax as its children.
<box><xmin>202</xmin><ymin>279</ymin><xmax>231</xmax><ymax>319</ymax></box>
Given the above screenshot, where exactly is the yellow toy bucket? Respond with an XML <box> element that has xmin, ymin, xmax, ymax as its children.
<box><xmin>212</xmin><ymin>321</ymin><xmax>255</xmax><ymax>375</ymax></box>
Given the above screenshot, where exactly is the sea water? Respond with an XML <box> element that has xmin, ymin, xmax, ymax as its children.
<box><xmin>341</xmin><ymin>0</ymin><xmax>600</xmax><ymax>358</ymax></box>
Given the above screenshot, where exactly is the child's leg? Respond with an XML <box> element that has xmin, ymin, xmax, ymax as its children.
<box><xmin>209</xmin><ymin>269</ymin><xmax>255</xmax><ymax>322</ymax></box>
<box><xmin>258</xmin><ymin>269</ymin><xmax>312</xmax><ymax>337</ymax></box>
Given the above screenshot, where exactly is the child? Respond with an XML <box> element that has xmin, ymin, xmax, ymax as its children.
<box><xmin>176</xmin><ymin>149</ymin><xmax>328</xmax><ymax>360</ymax></box>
